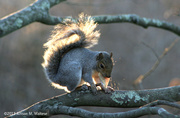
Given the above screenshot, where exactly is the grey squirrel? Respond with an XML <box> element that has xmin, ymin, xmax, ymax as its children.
<box><xmin>42</xmin><ymin>14</ymin><xmax>113</xmax><ymax>94</ymax></box>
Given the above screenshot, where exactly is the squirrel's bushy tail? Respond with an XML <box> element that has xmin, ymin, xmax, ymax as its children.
<box><xmin>42</xmin><ymin>14</ymin><xmax>100</xmax><ymax>80</ymax></box>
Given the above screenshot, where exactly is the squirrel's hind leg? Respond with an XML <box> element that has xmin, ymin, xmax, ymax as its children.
<box><xmin>56</xmin><ymin>62</ymin><xmax>82</xmax><ymax>92</ymax></box>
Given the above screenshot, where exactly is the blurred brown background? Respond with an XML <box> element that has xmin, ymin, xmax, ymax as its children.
<box><xmin>1</xmin><ymin>0</ymin><xmax>180</xmax><ymax>117</ymax></box>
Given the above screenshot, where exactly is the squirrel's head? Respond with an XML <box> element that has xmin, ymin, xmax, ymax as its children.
<box><xmin>96</xmin><ymin>52</ymin><xmax>113</xmax><ymax>78</ymax></box>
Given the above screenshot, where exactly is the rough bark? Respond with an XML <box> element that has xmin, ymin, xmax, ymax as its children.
<box><xmin>8</xmin><ymin>86</ymin><xmax>180</xmax><ymax>117</ymax></box>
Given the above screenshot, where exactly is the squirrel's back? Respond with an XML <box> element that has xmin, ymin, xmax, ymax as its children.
<box><xmin>42</xmin><ymin>14</ymin><xmax>100</xmax><ymax>81</ymax></box>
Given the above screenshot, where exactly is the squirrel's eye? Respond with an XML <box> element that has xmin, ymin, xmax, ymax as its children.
<box><xmin>100</xmin><ymin>63</ymin><xmax>105</xmax><ymax>69</ymax></box>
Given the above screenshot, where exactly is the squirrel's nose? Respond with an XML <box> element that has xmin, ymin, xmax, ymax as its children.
<box><xmin>106</xmin><ymin>75</ymin><xmax>111</xmax><ymax>78</ymax></box>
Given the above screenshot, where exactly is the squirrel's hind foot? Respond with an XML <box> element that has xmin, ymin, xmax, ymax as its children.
<box><xmin>75</xmin><ymin>84</ymin><xmax>98</xmax><ymax>95</ymax></box>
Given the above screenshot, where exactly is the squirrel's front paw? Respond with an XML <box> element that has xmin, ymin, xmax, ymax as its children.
<box><xmin>96</xmin><ymin>83</ymin><xmax>114</xmax><ymax>94</ymax></box>
<box><xmin>90</xmin><ymin>84</ymin><xmax>98</xmax><ymax>95</ymax></box>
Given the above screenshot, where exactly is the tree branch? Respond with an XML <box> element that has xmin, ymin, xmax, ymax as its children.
<box><xmin>92</xmin><ymin>14</ymin><xmax>180</xmax><ymax>36</ymax></box>
<box><xmin>0</xmin><ymin>0</ymin><xmax>66</xmax><ymax>37</ymax></box>
<box><xmin>1</xmin><ymin>0</ymin><xmax>180</xmax><ymax>37</ymax></box>
<box><xmin>143</xmin><ymin>100</ymin><xmax>180</xmax><ymax>109</ymax></box>
<box><xmin>8</xmin><ymin>86</ymin><xmax>180</xmax><ymax>117</ymax></box>
<box><xmin>10</xmin><ymin>105</ymin><xmax>178</xmax><ymax>118</ymax></box>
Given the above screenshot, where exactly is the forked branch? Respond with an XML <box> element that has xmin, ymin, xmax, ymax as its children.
<box><xmin>134</xmin><ymin>38</ymin><xmax>179</xmax><ymax>89</ymax></box>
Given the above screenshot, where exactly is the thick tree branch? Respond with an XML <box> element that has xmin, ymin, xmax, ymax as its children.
<box><xmin>1</xmin><ymin>0</ymin><xmax>180</xmax><ymax>37</ymax></box>
<box><xmin>8</xmin><ymin>86</ymin><xmax>180</xmax><ymax>117</ymax></box>
<box><xmin>0</xmin><ymin>0</ymin><xmax>66</xmax><ymax>37</ymax></box>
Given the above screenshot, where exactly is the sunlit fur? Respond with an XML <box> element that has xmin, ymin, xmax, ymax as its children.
<box><xmin>42</xmin><ymin>14</ymin><xmax>101</xmax><ymax>92</ymax></box>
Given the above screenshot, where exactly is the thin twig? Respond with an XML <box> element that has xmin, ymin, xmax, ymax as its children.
<box><xmin>141</xmin><ymin>41</ymin><xmax>159</xmax><ymax>59</ymax></box>
<box><xmin>142</xmin><ymin>100</ymin><xmax>180</xmax><ymax>109</ymax></box>
<box><xmin>133</xmin><ymin>39</ymin><xmax>179</xmax><ymax>89</ymax></box>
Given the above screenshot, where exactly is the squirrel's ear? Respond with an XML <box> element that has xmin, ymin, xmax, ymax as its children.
<box><xmin>96</xmin><ymin>53</ymin><xmax>104</xmax><ymax>60</ymax></box>
<box><xmin>110</xmin><ymin>52</ymin><xmax>113</xmax><ymax>58</ymax></box>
